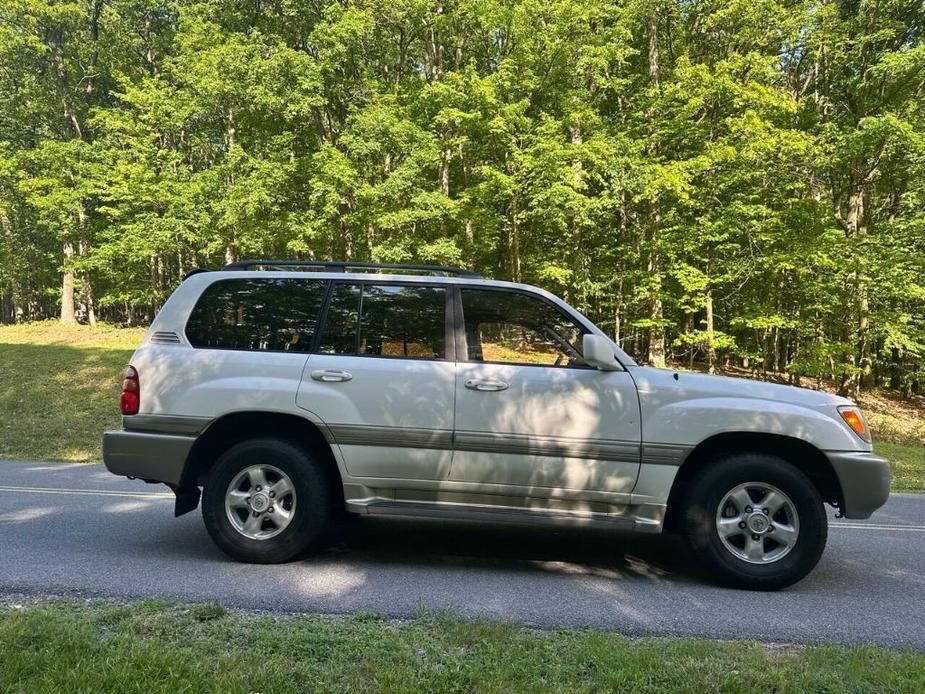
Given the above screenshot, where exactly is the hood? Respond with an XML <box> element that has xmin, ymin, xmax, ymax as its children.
<box><xmin>629</xmin><ymin>366</ymin><xmax>854</xmax><ymax>410</ymax></box>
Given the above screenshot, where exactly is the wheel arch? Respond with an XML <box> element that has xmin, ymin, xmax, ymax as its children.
<box><xmin>180</xmin><ymin>410</ymin><xmax>344</xmax><ymax>512</ymax></box>
<box><xmin>663</xmin><ymin>432</ymin><xmax>844</xmax><ymax>533</ymax></box>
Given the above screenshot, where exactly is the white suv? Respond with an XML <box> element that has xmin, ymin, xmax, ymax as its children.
<box><xmin>103</xmin><ymin>260</ymin><xmax>890</xmax><ymax>589</ymax></box>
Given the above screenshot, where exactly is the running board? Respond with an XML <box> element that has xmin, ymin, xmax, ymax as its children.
<box><xmin>345</xmin><ymin>498</ymin><xmax>663</xmax><ymax>533</ymax></box>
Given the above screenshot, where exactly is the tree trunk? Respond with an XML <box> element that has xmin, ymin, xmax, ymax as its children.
<box><xmin>614</xmin><ymin>271</ymin><xmax>624</xmax><ymax>345</ymax></box>
<box><xmin>0</xmin><ymin>214</ymin><xmax>23</xmax><ymax>322</ymax></box>
<box><xmin>646</xmin><ymin>215</ymin><xmax>665</xmax><ymax>368</ymax></box>
<box><xmin>428</xmin><ymin>2</ymin><xmax>445</xmax><ymax>80</ymax></box>
<box><xmin>648</xmin><ymin>10</ymin><xmax>660</xmax><ymax>86</ymax></box>
<box><xmin>460</xmin><ymin>143</ymin><xmax>474</xmax><ymax>247</ymax></box>
<box><xmin>648</xmin><ymin>302</ymin><xmax>665</xmax><ymax>367</ymax></box>
<box><xmin>839</xmin><ymin>186</ymin><xmax>870</xmax><ymax>397</ymax></box>
<box><xmin>511</xmin><ymin>216</ymin><xmax>521</xmax><ymax>283</ymax></box>
<box><xmin>440</xmin><ymin>146</ymin><xmax>451</xmax><ymax>237</ymax></box>
<box><xmin>644</xmin><ymin>10</ymin><xmax>665</xmax><ymax>368</ymax></box>
<box><xmin>78</xmin><ymin>236</ymin><xmax>96</xmax><ymax>327</ymax></box>
<box><xmin>60</xmin><ymin>241</ymin><xmax>77</xmax><ymax>325</ymax></box>
<box><xmin>440</xmin><ymin>148</ymin><xmax>451</xmax><ymax>197</ymax></box>
<box><xmin>508</xmin><ymin>196</ymin><xmax>522</xmax><ymax>283</ymax></box>
<box><xmin>705</xmin><ymin>286</ymin><xmax>716</xmax><ymax>373</ymax></box>
<box><xmin>569</xmin><ymin>124</ymin><xmax>584</xmax><ymax>296</ymax></box>
<box><xmin>343</xmin><ymin>222</ymin><xmax>354</xmax><ymax>261</ymax></box>
<box><xmin>85</xmin><ymin>280</ymin><xmax>97</xmax><ymax>328</ymax></box>
<box><xmin>614</xmin><ymin>197</ymin><xmax>628</xmax><ymax>345</ymax></box>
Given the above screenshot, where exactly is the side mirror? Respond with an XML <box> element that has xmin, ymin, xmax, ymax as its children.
<box><xmin>582</xmin><ymin>334</ymin><xmax>620</xmax><ymax>371</ymax></box>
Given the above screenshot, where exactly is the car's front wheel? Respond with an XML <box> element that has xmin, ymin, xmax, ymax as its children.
<box><xmin>201</xmin><ymin>437</ymin><xmax>332</xmax><ymax>563</ymax></box>
<box><xmin>679</xmin><ymin>453</ymin><xmax>828</xmax><ymax>590</ymax></box>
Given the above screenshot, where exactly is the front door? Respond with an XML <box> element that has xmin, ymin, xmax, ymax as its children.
<box><xmin>296</xmin><ymin>281</ymin><xmax>455</xmax><ymax>481</ymax></box>
<box><xmin>451</xmin><ymin>288</ymin><xmax>640</xmax><ymax>495</ymax></box>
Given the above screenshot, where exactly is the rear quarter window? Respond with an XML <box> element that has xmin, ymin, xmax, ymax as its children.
<box><xmin>185</xmin><ymin>278</ymin><xmax>327</xmax><ymax>352</ymax></box>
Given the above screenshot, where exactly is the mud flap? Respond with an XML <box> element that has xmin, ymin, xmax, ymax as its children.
<box><xmin>169</xmin><ymin>485</ymin><xmax>201</xmax><ymax>517</ymax></box>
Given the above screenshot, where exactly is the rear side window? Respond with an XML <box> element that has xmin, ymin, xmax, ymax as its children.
<box><xmin>318</xmin><ymin>283</ymin><xmax>447</xmax><ymax>359</ymax></box>
<box><xmin>185</xmin><ymin>278</ymin><xmax>327</xmax><ymax>352</ymax></box>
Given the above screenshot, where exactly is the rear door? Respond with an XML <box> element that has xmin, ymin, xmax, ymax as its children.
<box><xmin>296</xmin><ymin>281</ymin><xmax>455</xmax><ymax>481</ymax></box>
<box><xmin>450</xmin><ymin>287</ymin><xmax>641</xmax><ymax>495</ymax></box>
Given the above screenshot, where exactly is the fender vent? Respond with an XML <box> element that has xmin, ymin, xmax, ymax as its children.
<box><xmin>150</xmin><ymin>331</ymin><xmax>182</xmax><ymax>344</ymax></box>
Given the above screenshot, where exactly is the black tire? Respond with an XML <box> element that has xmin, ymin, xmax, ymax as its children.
<box><xmin>201</xmin><ymin>437</ymin><xmax>332</xmax><ymax>563</ymax></box>
<box><xmin>678</xmin><ymin>453</ymin><xmax>827</xmax><ymax>590</ymax></box>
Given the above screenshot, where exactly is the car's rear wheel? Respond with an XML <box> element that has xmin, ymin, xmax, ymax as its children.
<box><xmin>679</xmin><ymin>453</ymin><xmax>827</xmax><ymax>590</ymax></box>
<box><xmin>201</xmin><ymin>437</ymin><xmax>332</xmax><ymax>563</ymax></box>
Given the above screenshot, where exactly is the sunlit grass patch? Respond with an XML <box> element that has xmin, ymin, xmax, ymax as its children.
<box><xmin>875</xmin><ymin>441</ymin><xmax>925</xmax><ymax>493</ymax></box>
<box><xmin>0</xmin><ymin>322</ymin><xmax>146</xmax><ymax>461</ymax></box>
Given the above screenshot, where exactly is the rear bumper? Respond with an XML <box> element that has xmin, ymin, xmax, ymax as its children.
<box><xmin>825</xmin><ymin>450</ymin><xmax>891</xmax><ymax>519</ymax></box>
<box><xmin>102</xmin><ymin>430</ymin><xmax>194</xmax><ymax>486</ymax></box>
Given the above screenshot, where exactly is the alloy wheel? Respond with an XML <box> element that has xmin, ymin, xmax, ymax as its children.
<box><xmin>224</xmin><ymin>464</ymin><xmax>297</xmax><ymax>540</ymax></box>
<box><xmin>715</xmin><ymin>482</ymin><xmax>800</xmax><ymax>564</ymax></box>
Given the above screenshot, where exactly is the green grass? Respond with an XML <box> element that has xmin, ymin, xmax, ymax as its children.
<box><xmin>0</xmin><ymin>598</ymin><xmax>923</xmax><ymax>693</ymax></box>
<box><xmin>0</xmin><ymin>321</ymin><xmax>146</xmax><ymax>461</ymax></box>
<box><xmin>1</xmin><ymin>321</ymin><xmax>923</xmax><ymax>491</ymax></box>
<box><xmin>875</xmin><ymin>441</ymin><xmax>925</xmax><ymax>493</ymax></box>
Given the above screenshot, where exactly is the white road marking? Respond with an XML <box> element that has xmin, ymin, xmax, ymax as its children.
<box><xmin>0</xmin><ymin>485</ymin><xmax>173</xmax><ymax>500</ymax></box>
<box><xmin>830</xmin><ymin>522</ymin><xmax>925</xmax><ymax>532</ymax></box>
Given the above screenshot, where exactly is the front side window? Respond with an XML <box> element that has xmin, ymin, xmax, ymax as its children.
<box><xmin>185</xmin><ymin>278</ymin><xmax>327</xmax><ymax>352</ymax></box>
<box><xmin>317</xmin><ymin>283</ymin><xmax>447</xmax><ymax>360</ymax></box>
<box><xmin>461</xmin><ymin>289</ymin><xmax>587</xmax><ymax>367</ymax></box>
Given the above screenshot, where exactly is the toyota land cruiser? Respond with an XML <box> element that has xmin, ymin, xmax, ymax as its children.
<box><xmin>103</xmin><ymin>260</ymin><xmax>891</xmax><ymax>589</ymax></box>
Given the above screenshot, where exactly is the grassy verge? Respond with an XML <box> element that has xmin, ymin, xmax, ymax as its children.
<box><xmin>1</xmin><ymin>598</ymin><xmax>923</xmax><ymax>692</ymax></box>
<box><xmin>0</xmin><ymin>321</ymin><xmax>146</xmax><ymax>461</ymax></box>
<box><xmin>875</xmin><ymin>441</ymin><xmax>925</xmax><ymax>492</ymax></box>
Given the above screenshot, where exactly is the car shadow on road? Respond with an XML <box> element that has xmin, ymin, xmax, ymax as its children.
<box><xmin>320</xmin><ymin>516</ymin><xmax>708</xmax><ymax>585</ymax></box>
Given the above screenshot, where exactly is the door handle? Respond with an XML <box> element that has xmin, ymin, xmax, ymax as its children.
<box><xmin>465</xmin><ymin>378</ymin><xmax>509</xmax><ymax>392</ymax></box>
<box><xmin>310</xmin><ymin>369</ymin><xmax>353</xmax><ymax>383</ymax></box>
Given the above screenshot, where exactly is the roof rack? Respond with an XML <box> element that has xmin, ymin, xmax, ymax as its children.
<box><xmin>222</xmin><ymin>259</ymin><xmax>482</xmax><ymax>278</ymax></box>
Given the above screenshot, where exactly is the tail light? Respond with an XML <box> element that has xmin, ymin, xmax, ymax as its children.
<box><xmin>121</xmin><ymin>366</ymin><xmax>140</xmax><ymax>415</ymax></box>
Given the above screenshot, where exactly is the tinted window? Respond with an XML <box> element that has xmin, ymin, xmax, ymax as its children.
<box><xmin>318</xmin><ymin>283</ymin><xmax>447</xmax><ymax>359</ymax></box>
<box><xmin>317</xmin><ymin>282</ymin><xmax>360</xmax><ymax>354</ymax></box>
<box><xmin>461</xmin><ymin>289</ymin><xmax>586</xmax><ymax>367</ymax></box>
<box><xmin>186</xmin><ymin>278</ymin><xmax>326</xmax><ymax>352</ymax></box>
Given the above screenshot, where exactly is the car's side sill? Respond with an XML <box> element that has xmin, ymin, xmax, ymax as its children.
<box><xmin>345</xmin><ymin>498</ymin><xmax>664</xmax><ymax>534</ymax></box>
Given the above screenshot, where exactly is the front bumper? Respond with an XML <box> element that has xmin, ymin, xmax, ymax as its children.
<box><xmin>102</xmin><ymin>430</ymin><xmax>195</xmax><ymax>486</ymax></box>
<box><xmin>825</xmin><ymin>450</ymin><xmax>891</xmax><ymax>519</ymax></box>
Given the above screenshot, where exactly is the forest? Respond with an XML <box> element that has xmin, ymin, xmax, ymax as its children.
<box><xmin>1</xmin><ymin>0</ymin><xmax>923</xmax><ymax>397</ymax></box>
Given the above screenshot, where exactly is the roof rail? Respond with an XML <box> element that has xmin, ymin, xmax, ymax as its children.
<box><xmin>222</xmin><ymin>259</ymin><xmax>482</xmax><ymax>278</ymax></box>
<box><xmin>182</xmin><ymin>267</ymin><xmax>210</xmax><ymax>280</ymax></box>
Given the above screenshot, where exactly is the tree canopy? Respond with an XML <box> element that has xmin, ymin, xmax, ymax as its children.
<box><xmin>1</xmin><ymin>0</ymin><xmax>924</xmax><ymax>396</ymax></box>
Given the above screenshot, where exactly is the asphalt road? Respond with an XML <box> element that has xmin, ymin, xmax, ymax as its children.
<box><xmin>1</xmin><ymin>460</ymin><xmax>924</xmax><ymax>648</ymax></box>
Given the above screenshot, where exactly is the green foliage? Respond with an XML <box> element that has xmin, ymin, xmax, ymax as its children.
<box><xmin>1</xmin><ymin>0</ymin><xmax>924</xmax><ymax>396</ymax></box>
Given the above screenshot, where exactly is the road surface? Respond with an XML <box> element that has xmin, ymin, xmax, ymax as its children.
<box><xmin>1</xmin><ymin>460</ymin><xmax>923</xmax><ymax>648</ymax></box>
